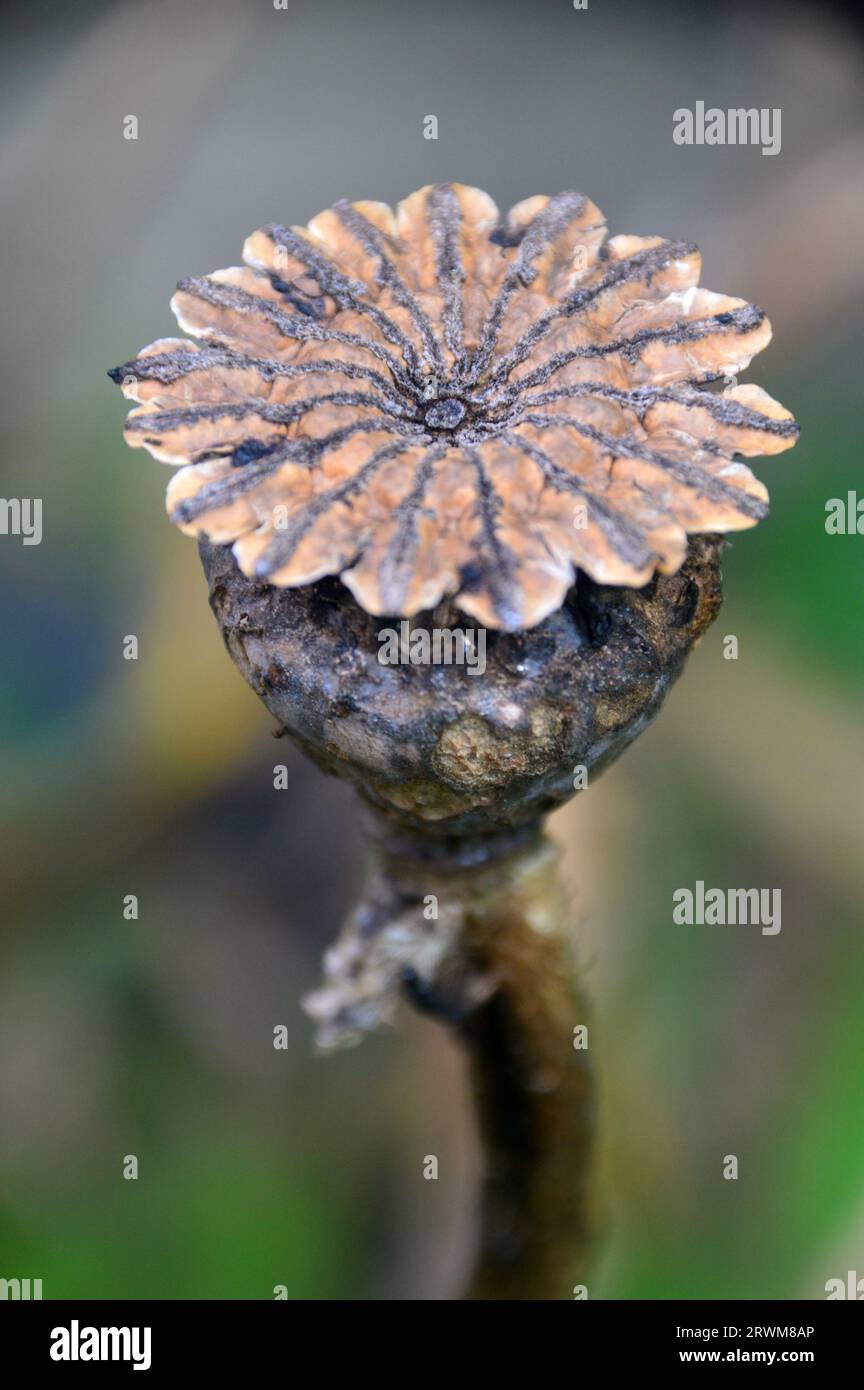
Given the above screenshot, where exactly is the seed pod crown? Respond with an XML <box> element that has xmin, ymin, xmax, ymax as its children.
<box><xmin>110</xmin><ymin>184</ymin><xmax>797</xmax><ymax>630</ymax></box>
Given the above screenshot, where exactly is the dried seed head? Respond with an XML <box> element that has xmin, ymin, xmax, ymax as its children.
<box><xmin>200</xmin><ymin>532</ymin><xmax>724</xmax><ymax>846</ymax></box>
<box><xmin>110</xmin><ymin>184</ymin><xmax>797</xmax><ymax>632</ymax></box>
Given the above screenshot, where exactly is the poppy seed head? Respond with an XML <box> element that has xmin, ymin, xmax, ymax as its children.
<box><xmin>110</xmin><ymin>183</ymin><xmax>797</xmax><ymax>633</ymax></box>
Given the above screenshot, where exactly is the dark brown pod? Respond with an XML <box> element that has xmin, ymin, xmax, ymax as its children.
<box><xmin>200</xmin><ymin>532</ymin><xmax>723</xmax><ymax>856</ymax></box>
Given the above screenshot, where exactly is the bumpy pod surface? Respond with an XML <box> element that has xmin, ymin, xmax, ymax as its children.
<box><xmin>199</xmin><ymin>532</ymin><xmax>724</xmax><ymax>844</ymax></box>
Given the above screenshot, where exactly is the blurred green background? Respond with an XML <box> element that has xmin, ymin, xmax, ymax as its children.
<box><xmin>0</xmin><ymin>0</ymin><xmax>861</xmax><ymax>1299</ymax></box>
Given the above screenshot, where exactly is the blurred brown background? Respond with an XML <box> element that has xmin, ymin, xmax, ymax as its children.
<box><xmin>0</xmin><ymin>0</ymin><xmax>862</xmax><ymax>1298</ymax></box>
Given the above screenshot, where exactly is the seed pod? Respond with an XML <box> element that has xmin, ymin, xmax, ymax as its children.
<box><xmin>199</xmin><ymin>530</ymin><xmax>723</xmax><ymax>848</ymax></box>
<box><xmin>110</xmin><ymin>187</ymin><xmax>797</xmax><ymax>1299</ymax></box>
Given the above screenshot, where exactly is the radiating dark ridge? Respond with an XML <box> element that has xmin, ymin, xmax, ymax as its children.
<box><xmin>500</xmin><ymin>432</ymin><xmax>655</xmax><ymax>570</ymax></box>
<box><xmin>509</xmin><ymin>382</ymin><xmax>797</xmax><ymax>443</ymax></box>
<box><xmin>464</xmin><ymin>447</ymin><xmax>523</xmax><ymax>628</ymax></box>
<box><xmin>108</xmin><ymin>352</ymin><xmax>210</xmax><ymax>386</ymax></box>
<box><xmin>170</xmin><ymin>451</ymin><xmax>292</xmax><ymax>525</ymax></box>
<box><xmin>466</xmin><ymin>192</ymin><xmax>588</xmax><ymax>385</ymax></box>
<box><xmin>510</xmin><ymin>192</ymin><xmax>590</xmax><ymax>289</ymax></box>
<box><xmin>176</xmin><ymin>276</ymin><xmax>416</xmax><ymax>395</ymax></box>
<box><xmin>264</xmin><ymin>224</ymin><xmax>427</xmax><ymax>377</ymax></box>
<box><xmin>498</xmin><ymin>305</ymin><xmax>767</xmax><ymax>397</ymax></box>
<box><xmin>376</xmin><ymin>439</ymin><xmax>448</xmax><ymax>609</ymax></box>
<box><xmin>617</xmin><ymin>304</ymin><xmax>764</xmax><ymax>361</ymax></box>
<box><xmin>170</xmin><ymin>419</ymin><xmax>423</xmax><ymax>526</ymax></box>
<box><xmin>514</xmin><ymin>383</ymin><xmax>643</xmax><ymax>413</ymax></box>
<box><xmin>126</xmin><ymin>391</ymin><xmax>411</xmax><ymax>439</ymax></box>
<box><xmin>333</xmin><ymin>200</ymin><xmax>446</xmax><ymax>376</ymax></box>
<box><xmin>108</xmin><ymin>347</ymin><xmax>405</xmax><ymax>405</ymax></box>
<box><xmin>255</xmin><ymin>438</ymin><xmax>421</xmax><ymax>577</ymax></box>
<box><xmin>484</xmin><ymin>382</ymin><xmax>644</xmax><ymax>428</ymax></box>
<box><xmin>426</xmin><ymin>184</ymin><xmax>466</xmax><ymax>363</ymax></box>
<box><xmin>653</xmin><ymin>383</ymin><xmax>799</xmax><ymax>437</ymax></box>
<box><xmin>512</xmin><ymin>412</ymin><xmax>769</xmax><ymax>520</ymax></box>
<box><xmin>478</xmin><ymin>240</ymin><xmax>698</xmax><ymax>395</ymax></box>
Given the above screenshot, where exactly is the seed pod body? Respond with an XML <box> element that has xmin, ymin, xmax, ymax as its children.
<box><xmin>200</xmin><ymin>532</ymin><xmax>723</xmax><ymax>848</ymax></box>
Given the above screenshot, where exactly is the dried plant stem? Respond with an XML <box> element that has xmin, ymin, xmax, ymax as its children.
<box><xmin>333</xmin><ymin>825</ymin><xmax>595</xmax><ymax>1300</ymax></box>
<box><xmin>452</xmin><ymin>837</ymin><xmax>594</xmax><ymax>1300</ymax></box>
